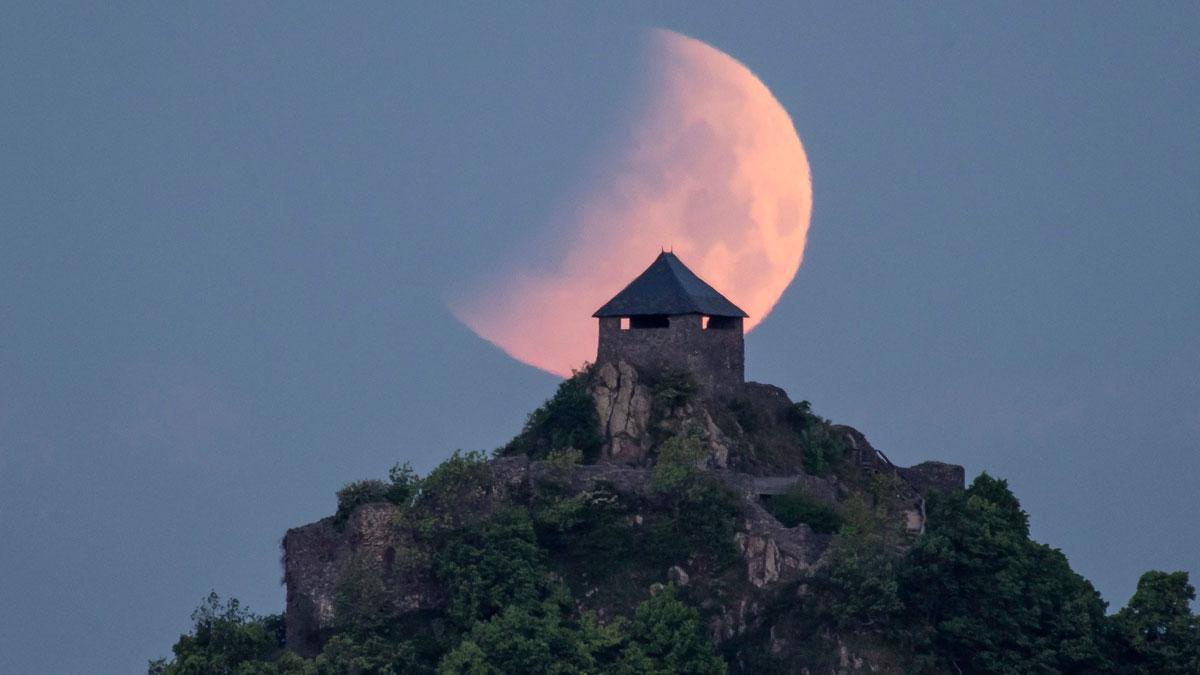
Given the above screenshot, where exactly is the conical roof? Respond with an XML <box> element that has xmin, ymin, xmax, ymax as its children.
<box><xmin>593</xmin><ymin>252</ymin><xmax>748</xmax><ymax>318</ymax></box>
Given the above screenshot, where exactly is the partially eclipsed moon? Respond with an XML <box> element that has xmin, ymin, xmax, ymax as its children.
<box><xmin>451</xmin><ymin>29</ymin><xmax>812</xmax><ymax>377</ymax></box>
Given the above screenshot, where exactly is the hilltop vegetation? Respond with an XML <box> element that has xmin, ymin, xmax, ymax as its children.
<box><xmin>151</xmin><ymin>377</ymin><xmax>1200</xmax><ymax>674</ymax></box>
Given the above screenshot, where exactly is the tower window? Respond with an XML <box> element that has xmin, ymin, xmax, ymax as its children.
<box><xmin>620</xmin><ymin>317</ymin><xmax>630</xmax><ymax>330</ymax></box>
<box><xmin>631</xmin><ymin>315</ymin><xmax>670</xmax><ymax>329</ymax></box>
<box><xmin>707</xmin><ymin>316</ymin><xmax>739</xmax><ymax>330</ymax></box>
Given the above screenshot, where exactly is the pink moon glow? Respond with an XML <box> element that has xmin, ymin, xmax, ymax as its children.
<box><xmin>451</xmin><ymin>29</ymin><xmax>813</xmax><ymax>376</ymax></box>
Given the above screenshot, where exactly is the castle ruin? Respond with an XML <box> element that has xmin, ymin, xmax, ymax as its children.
<box><xmin>594</xmin><ymin>251</ymin><xmax>746</xmax><ymax>395</ymax></box>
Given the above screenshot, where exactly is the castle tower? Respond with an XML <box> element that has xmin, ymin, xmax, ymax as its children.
<box><xmin>594</xmin><ymin>252</ymin><xmax>747</xmax><ymax>394</ymax></box>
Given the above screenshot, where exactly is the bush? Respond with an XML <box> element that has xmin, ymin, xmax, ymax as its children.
<box><xmin>406</xmin><ymin>450</ymin><xmax>494</xmax><ymax>536</ymax></box>
<box><xmin>651</xmin><ymin>434</ymin><xmax>709</xmax><ymax>492</ymax></box>
<box><xmin>785</xmin><ymin>402</ymin><xmax>847</xmax><ymax>477</ymax></box>
<box><xmin>149</xmin><ymin>593</ymin><xmax>290</xmax><ymax>675</ymax></box>
<box><xmin>501</xmin><ymin>368</ymin><xmax>603</xmax><ymax>463</ymax></box>
<box><xmin>648</xmin><ymin>435</ymin><xmax>741</xmax><ymax>568</ymax></box>
<box><xmin>762</xmin><ymin>487</ymin><xmax>842</xmax><ymax>533</ymax></box>
<box><xmin>434</xmin><ymin>506</ymin><xmax>549</xmax><ymax>628</ymax></box>
<box><xmin>334</xmin><ymin>480</ymin><xmax>390</xmax><ymax>527</ymax></box>
<box><xmin>820</xmin><ymin>542</ymin><xmax>903</xmax><ymax>631</ymax></box>
<box><xmin>387</xmin><ymin>462</ymin><xmax>420</xmax><ymax>506</ymax></box>
<box><xmin>650</xmin><ymin>369</ymin><xmax>698</xmax><ymax>411</ymax></box>
<box><xmin>617</xmin><ymin>586</ymin><xmax>727</xmax><ymax>675</ymax></box>
<box><xmin>437</xmin><ymin>599</ymin><xmax>622</xmax><ymax>675</ymax></box>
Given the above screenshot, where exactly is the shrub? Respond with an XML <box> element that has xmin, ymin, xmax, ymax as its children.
<box><xmin>820</xmin><ymin>540</ymin><xmax>903</xmax><ymax>631</ymax></box>
<box><xmin>762</xmin><ymin>487</ymin><xmax>842</xmax><ymax>533</ymax></box>
<box><xmin>785</xmin><ymin>401</ymin><xmax>847</xmax><ymax>477</ymax></box>
<box><xmin>434</xmin><ymin>506</ymin><xmax>549</xmax><ymax>628</ymax></box>
<box><xmin>387</xmin><ymin>462</ymin><xmax>420</xmax><ymax>506</ymax></box>
<box><xmin>531</xmin><ymin>480</ymin><xmax>635</xmax><ymax>582</ymax></box>
<box><xmin>149</xmin><ymin>593</ymin><xmax>287</xmax><ymax>675</ymax></box>
<box><xmin>650</xmin><ymin>368</ymin><xmax>698</xmax><ymax>411</ymax></box>
<box><xmin>651</xmin><ymin>434</ymin><xmax>708</xmax><ymax>492</ymax></box>
<box><xmin>500</xmin><ymin>368</ymin><xmax>603</xmax><ymax>463</ymax></box>
<box><xmin>617</xmin><ymin>585</ymin><xmax>727</xmax><ymax>675</ymax></box>
<box><xmin>648</xmin><ymin>435</ymin><xmax>740</xmax><ymax>568</ymax></box>
<box><xmin>334</xmin><ymin>480</ymin><xmax>390</xmax><ymax>527</ymax></box>
<box><xmin>437</xmin><ymin>599</ymin><xmax>622</xmax><ymax>675</ymax></box>
<box><xmin>407</xmin><ymin>450</ymin><xmax>494</xmax><ymax>537</ymax></box>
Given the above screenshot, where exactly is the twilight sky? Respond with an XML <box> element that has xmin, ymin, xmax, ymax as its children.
<box><xmin>2</xmin><ymin>4</ymin><xmax>1197</xmax><ymax>673</ymax></box>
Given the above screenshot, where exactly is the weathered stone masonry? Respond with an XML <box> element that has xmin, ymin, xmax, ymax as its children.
<box><xmin>596</xmin><ymin>313</ymin><xmax>744</xmax><ymax>395</ymax></box>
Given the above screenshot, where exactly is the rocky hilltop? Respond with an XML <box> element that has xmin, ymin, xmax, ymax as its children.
<box><xmin>151</xmin><ymin>360</ymin><xmax>1200</xmax><ymax>674</ymax></box>
<box><xmin>282</xmin><ymin>362</ymin><xmax>963</xmax><ymax>672</ymax></box>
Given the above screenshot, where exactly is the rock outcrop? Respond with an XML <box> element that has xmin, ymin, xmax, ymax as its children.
<box><xmin>590</xmin><ymin>360</ymin><xmax>736</xmax><ymax>468</ymax></box>
<box><xmin>282</xmin><ymin>361</ymin><xmax>965</xmax><ymax>669</ymax></box>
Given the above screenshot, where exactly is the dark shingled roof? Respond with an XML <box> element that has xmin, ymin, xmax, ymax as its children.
<box><xmin>593</xmin><ymin>252</ymin><xmax>748</xmax><ymax>318</ymax></box>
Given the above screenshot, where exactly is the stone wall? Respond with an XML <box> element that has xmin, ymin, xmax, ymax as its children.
<box><xmin>596</xmin><ymin>314</ymin><xmax>743</xmax><ymax>394</ymax></box>
<box><xmin>898</xmin><ymin>461</ymin><xmax>966</xmax><ymax>495</ymax></box>
<box><xmin>282</xmin><ymin>504</ymin><xmax>436</xmax><ymax>656</ymax></box>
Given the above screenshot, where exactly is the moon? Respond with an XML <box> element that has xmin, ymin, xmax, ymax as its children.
<box><xmin>450</xmin><ymin>29</ymin><xmax>813</xmax><ymax>377</ymax></box>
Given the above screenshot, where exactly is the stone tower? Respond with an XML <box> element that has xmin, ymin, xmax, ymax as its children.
<box><xmin>594</xmin><ymin>252</ymin><xmax>746</xmax><ymax>394</ymax></box>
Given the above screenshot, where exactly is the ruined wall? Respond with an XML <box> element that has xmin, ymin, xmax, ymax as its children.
<box><xmin>595</xmin><ymin>314</ymin><xmax>743</xmax><ymax>395</ymax></box>
<box><xmin>282</xmin><ymin>457</ymin><xmax>840</xmax><ymax>656</ymax></box>
<box><xmin>898</xmin><ymin>461</ymin><xmax>966</xmax><ymax>495</ymax></box>
<box><xmin>282</xmin><ymin>504</ymin><xmax>435</xmax><ymax>656</ymax></box>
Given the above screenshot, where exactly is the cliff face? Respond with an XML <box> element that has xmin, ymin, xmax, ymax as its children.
<box><xmin>282</xmin><ymin>363</ymin><xmax>963</xmax><ymax>672</ymax></box>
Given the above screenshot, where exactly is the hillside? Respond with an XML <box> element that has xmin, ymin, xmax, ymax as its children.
<box><xmin>151</xmin><ymin>362</ymin><xmax>1199</xmax><ymax>674</ymax></box>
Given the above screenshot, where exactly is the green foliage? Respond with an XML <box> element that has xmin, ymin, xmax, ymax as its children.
<box><xmin>437</xmin><ymin>598</ymin><xmax>623</xmax><ymax>675</ymax></box>
<box><xmin>616</xmin><ymin>586</ymin><xmax>727</xmax><ymax>675</ymax></box>
<box><xmin>332</xmin><ymin>561</ymin><xmax>400</xmax><ymax>638</ymax></box>
<box><xmin>313</xmin><ymin>633</ymin><xmax>425</xmax><ymax>675</ymax></box>
<box><xmin>333</xmin><ymin>464</ymin><xmax>423</xmax><ymax>528</ymax></box>
<box><xmin>1112</xmin><ymin>570</ymin><xmax>1200</xmax><ymax>674</ymax></box>
<box><xmin>647</xmin><ymin>435</ymin><xmax>741</xmax><ymax>568</ymax></box>
<box><xmin>531</xmin><ymin>479</ymin><xmax>638</xmax><ymax>584</ymax></box>
<box><xmin>420</xmin><ymin>450</ymin><xmax>492</xmax><ymax>499</ymax></box>
<box><xmin>150</xmin><ymin>593</ymin><xmax>296</xmax><ymax>675</ymax></box>
<box><xmin>323</xmin><ymin>561</ymin><xmax>450</xmax><ymax>673</ymax></box>
<box><xmin>545</xmin><ymin>447</ymin><xmax>583</xmax><ymax>470</ymax></box>
<box><xmin>819</xmin><ymin>523</ymin><xmax>904</xmax><ymax>632</ymax></box>
<box><xmin>500</xmin><ymin>368</ymin><xmax>603</xmax><ymax>463</ymax></box>
<box><xmin>651</xmin><ymin>434</ymin><xmax>709</xmax><ymax>492</ymax></box>
<box><xmin>762</xmin><ymin>486</ymin><xmax>842</xmax><ymax>533</ymax></box>
<box><xmin>434</xmin><ymin>507</ymin><xmax>549</xmax><ymax>628</ymax></box>
<box><xmin>334</xmin><ymin>480</ymin><xmax>390</xmax><ymax>527</ymax></box>
<box><xmin>785</xmin><ymin>401</ymin><xmax>847</xmax><ymax>477</ymax></box>
<box><xmin>897</xmin><ymin>473</ymin><xmax>1112</xmax><ymax>674</ymax></box>
<box><xmin>650</xmin><ymin>368</ymin><xmax>699</xmax><ymax>411</ymax></box>
<box><xmin>386</xmin><ymin>462</ymin><xmax>420</xmax><ymax>506</ymax></box>
<box><xmin>163</xmin><ymin>431</ymin><xmax>1199</xmax><ymax>675</ymax></box>
<box><xmin>405</xmin><ymin>450</ymin><xmax>494</xmax><ymax>537</ymax></box>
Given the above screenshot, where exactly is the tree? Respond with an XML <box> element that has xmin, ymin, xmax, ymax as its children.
<box><xmin>150</xmin><ymin>593</ymin><xmax>305</xmax><ymax>675</ymax></box>
<box><xmin>1112</xmin><ymin>570</ymin><xmax>1200</xmax><ymax>674</ymax></box>
<box><xmin>434</xmin><ymin>506</ymin><xmax>549</xmax><ymax>628</ymax></box>
<box><xmin>616</xmin><ymin>586</ymin><xmax>727</xmax><ymax>675</ymax></box>
<box><xmin>437</xmin><ymin>599</ymin><xmax>622</xmax><ymax>675</ymax></box>
<box><xmin>898</xmin><ymin>473</ymin><xmax>1110</xmax><ymax>674</ymax></box>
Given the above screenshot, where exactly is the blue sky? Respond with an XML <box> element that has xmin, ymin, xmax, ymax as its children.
<box><xmin>1</xmin><ymin>4</ymin><xmax>1197</xmax><ymax>672</ymax></box>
